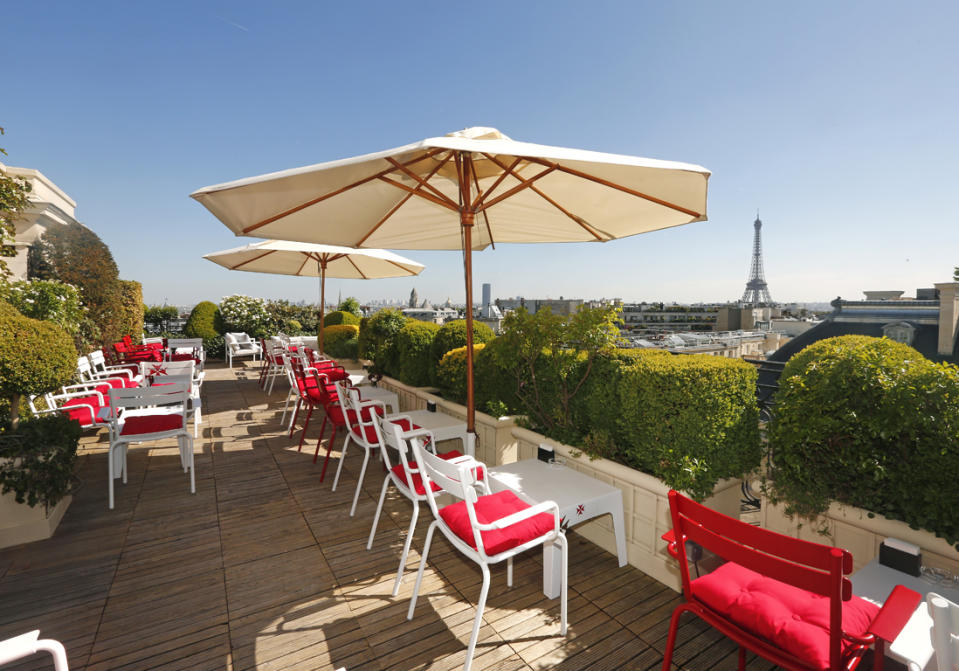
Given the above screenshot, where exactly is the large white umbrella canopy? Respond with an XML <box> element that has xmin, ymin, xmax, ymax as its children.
<box><xmin>203</xmin><ymin>240</ymin><xmax>424</xmax><ymax>352</ymax></box>
<box><xmin>192</xmin><ymin>127</ymin><xmax>710</xmax><ymax>431</ymax></box>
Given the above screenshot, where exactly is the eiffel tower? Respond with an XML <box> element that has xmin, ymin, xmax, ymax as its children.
<box><xmin>741</xmin><ymin>215</ymin><xmax>773</xmax><ymax>306</ymax></box>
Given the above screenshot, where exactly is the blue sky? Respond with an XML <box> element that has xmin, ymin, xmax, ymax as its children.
<box><xmin>3</xmin><ymin>1</ymin><xmax>957</xmax><ymax>307</ymax></box>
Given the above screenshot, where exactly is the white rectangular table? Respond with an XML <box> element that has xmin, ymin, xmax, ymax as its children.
<box><xmin>385</xmin><ymin>409</ymin><xmax>473</xmax><ymax>456</ymax></box>
<box><xmin>355</xmin><ymin>386</ymin><xmax>399</xmax><ymax>414</ymax></box>
<box><xmin>488</xmin><ymin>459</ymin><xmax>627</xmax><ymax>598</ymax></box>
<box><xmin>851</xmin><ymin>559</ymin><xmax>959</xmax><ymax>670</ymax></box>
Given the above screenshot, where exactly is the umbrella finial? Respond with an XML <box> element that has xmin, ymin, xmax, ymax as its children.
<box><xmin>446</xmin><ymin>127</ymin><xmax>510</xmax><ymax>141</ymax></box>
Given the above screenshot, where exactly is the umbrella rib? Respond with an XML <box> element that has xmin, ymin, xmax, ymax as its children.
<box><xmin>470</xmin><ymin>155</ymin><xmax>522</xmax><ymax>211</ymax></box>
<box><xmin>476</xmin><ymin>164</ymin><xmax>558</xmax><ymax>212</ymax></box>
<box><xmin>346</xmin><ymin>256</ymin><xmax>369</xmax><ymax>279</ymax></box>
<box><xmin>357</xmin><ymin>154</ymin><xmax>453</xmax><ymax>246</ymax></box>
<box><xmin>472</xmin><ymin>162</ymin><xmax>495</xmax><ymax>249</ymax></box>
<box><xmin>241</xmin><ymin>148</ymin><xmax>448</xmax><ymax>234</ymax></box>
<box><xmin>230</xmin><ymin>249</ymin><xmax>277</xmax><ymax>270</ymax></box>
<box><xmin>378</xmin><ymin>175</ymin><xmax>459</xmax><ymax>212</ymax></box>
<box><xmin>385</xmin><ymin>157</ymin><xmax>457</xmax><ymax>208</ymax></box>
<box><xmin>295</xmin><ymin>254</ymin><xmax>311</xmax><ymax>276</ymax></box>
<box><xmin>523</xmin><ymin>157</ymin><xmax>704</xmax><ymax>218</ymax></box>
<box><xmin>528</xmin><ymin>183</ymin><xmax>607</xmax><ymax>241</ymax></box>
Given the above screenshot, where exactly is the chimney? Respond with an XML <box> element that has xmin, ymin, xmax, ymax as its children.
<box><xmin>934</xmin><ymin>282</ymin><xmax>959</xmax><ymax>356</ymax></box>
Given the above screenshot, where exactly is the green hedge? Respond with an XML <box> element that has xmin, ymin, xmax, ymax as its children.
<box><xmin>323</xmin><ymin>310</ymin><xmax>361</xmax><ymax>328</ymax></box>
<box><xmin>429</xmin><ymin>320</ymin><xmax>494</xmax><ymax>384</ymax></box>
<box><xmin>768</xmin><ymin>336</ymin><xmax>959</xmax><ymax>547</ymax></box>
<box><xmin>0</xmin><ymin>413</ymin><xmax>81</xmax><ymax>508</ymax></box>
<box><xmin>184</xmin><ymin>301</ymin><xmax>223</xmax><ymax>359</ymax></box>
<box><xmin>600</xmin><ymin>350</ymin><xmax>760</xmax><ymax>500</ymax></box>
<box><xmin>360</xmin><ymin>309</ymin><xmax>407</xmax><ymax>375</ymax></box>
<box><xmin>394</xmin><ymin>320</ymin><xmax>440</xmax><ymax>387</ymax></box>
<box><xmin>323</xmin><ymin>324</ymin><xmax>360</xmax><ymax>359</ymax></box>
<box><xmin>117</xmin><ymin>280</ymin><xmax>144</xmax><ymax>340</ymax></box>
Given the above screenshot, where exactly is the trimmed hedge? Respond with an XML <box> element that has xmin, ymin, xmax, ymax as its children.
<box><xmin>0</xmin><ymin>300</ymin><xmax>77</xmax><ymax>427</ymax></box>
<box><xmin>323</xmin><ymin>324</ymin><xmax>360</xmax><ymax>359</ymax></box>
<box><xmin>768</xmin><ymin>336</ymin><xmax>959</xmax><ymax>546</ymax></box>
<box><xmin>117</xmin><ymin>280</ymin><xmax>144</xmax><ymax>340</ymax></box>
<box><xmin>429</xmin><ymin>320</ymin><xmax>494</xmax><ymax>384</ymax></box>
<box><xmin>394</xmin><ymin>320</ymin><xmax>440</xmax><ymax>387</ymax></box>
<box><xmin>323</xmin><ymin>310</ymin><xmax>361</xmax><ymax>328</ymax></box>
<box><xmin>436</xmin><ymin>343</ymin><xmax>486</xmax><ymax>404</ymax></box>
<box><xmin>184</xmin><ymin>301</ymin><xmax>223</xmax><ymax>359</ymax></box>
<box><xmin>360</xmin><ymin>309</ymin><xmax>408</xmax><ymax>375</ymax></box>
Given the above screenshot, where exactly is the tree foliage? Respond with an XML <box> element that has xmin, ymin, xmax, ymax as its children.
<box><xmin>323</xmin><ymin>310</ymin><xmax>361</xmax><ymax>327</ymax></box>
<box><xmin>429</xmin><ymin>319</ymin><xmax>494</xmax><ymax>384</ymax></box>
<box><xmin>29</xmin><ymin>221</ymin><xmax>123</xmax><ymax>347</ymax></box>
<box><xmin>0</xmin><ymin>300</ymin><xmax>76</xmax><ymax>428</ymax></box>
<box><xmin>0</xmin><ymin>279</ymin><xmax>85</xmax><ymax>335</ymax></box>
<box><xmin>337</xmin><ymin>297</ymin><xmax>362</xmax><ymax>317</ymax></box>
<box><xmin>218</xmin><ymin>295</ymin><xmax>271</xmax><ymax>338</ymax></box>
<box><xmin>0</xmin><ymin>129</ymin><xmax>32</xmax><ymax>281</ymax></box>
<box><xmin>394</xmin><ymin>320</ymin><xmax>440</xmax><ymax>386</ymax></box>
<box><xmin>0</xmin><ymin>413</ymin><xmax>80</xmax><ymax>509</ymax></box>
<box><xmin>116</xmin><ymin>280</ymin><xmax>144</xmax><ymax>339</ymax></box>
<box><xmin>322</xmin><ymin>324</ymin><xmax>360</xmax><ymax>359</ymax></box>
<box><xmin>358</xmin><ymin>308</ymin><xmax>408</xmax><ymax>375</ymax></box>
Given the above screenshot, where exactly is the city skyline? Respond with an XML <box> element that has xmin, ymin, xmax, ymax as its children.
<box><xmin>2</xmin><ymin>2</ymin><xmax>957</xmax><ymax>306</ymax></box>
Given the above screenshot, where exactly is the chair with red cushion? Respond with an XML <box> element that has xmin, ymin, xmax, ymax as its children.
<box><xmin>661</xmin><ymin>490</ymin><xmax>921</xmax><ymax>671</ymax></box>
<box><xmin>75</xmin><ymin>356</ymin><xmax>139</xmax><ymax>391</ymax></box>
<box><xmin>87</xmin><ymin>349</ymin><xmax>143</xmax><ymax>386</ymax></box>
<box><xmin>106</xmin><ymin>383</ymin><xmax>195</xmax><ymax>509</ymax></box>
<box><xmin>29</xmin><ymin>388</ymin><xmax>111</xmax><ymax>432</ymax></box>
<box><xmin>406</xmin><ymin>437</ymin><xmax>567</xmax><ymax>671</ymax></box>
<box><xmin>367</xmin><ymin>415</ymin><xmax>480</xmax><ymax>595</ymax></box>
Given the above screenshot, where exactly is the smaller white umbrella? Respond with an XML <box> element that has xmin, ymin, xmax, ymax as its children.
<box><xmin>203</xmin><ymin>240</ymin><xmax>425</xmax><ymax>353</ymax></box>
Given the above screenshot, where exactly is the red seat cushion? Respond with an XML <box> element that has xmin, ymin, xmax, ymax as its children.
<box><xmin>350</xmin><ymin>417</ymin><xmax>419</xmax><ymax>445</ymax></box>
<box><xmin>392</xmin><ymin>449</ymin><xmax>485</xmax><ymax>495</ymax></box>
<box><xmin>691</xmin><ymin>562</ymin><xmax>880</xmax><ymax>671</ymax></box>
<box><xmin>62</xmin><ymin>396</ymin><xmax>103</xmax><ymax>426</ymax></box>
<box><xmin>120</xmin><ymin>414</ymin><xmax>184</xmax><ymax>436</ymax></box>
<box><xmin>440</xmin><ymin>489</ymin><xmax>555</xmax><ymax>557</ymax></box>
<box><xmin>170</xmin><ymin>352</ymin><xmax>200</xmax><ymax>364</ymax></box>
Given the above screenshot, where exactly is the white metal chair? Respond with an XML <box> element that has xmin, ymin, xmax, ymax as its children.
<box><xmin>225</xmin><ymin>332</ymin><xmax>262</xmax><ymax>368</ymax></box>
<box><xmin>0</xmin><ymin>630</ymin><xmax>69</xmax><ymax>670</ymax></box>
<box><xmin>74</xmin><ymin>356</ymin><xmax>138</xmax><ymax>391</ymax></box>
<box><xmin>28</xmin><ymin>388</ymin><xmax>110</xmax><ymax>432</ymax></box>
<box><xmin>331</xmin><ymin>382</ymin><xmax>387</xmax><ymax>517</ymax></box>
<box><xmin>166</xmin><ymin>337</ymin><xmax>205</xmax><ymax>370</ymax></box>
<box><xmin>106</xmin><ymin>383</ymin><xmax>195</xmax><ymax>510</ymax></box>
<box><xmin>87</xmin><ymin>349</ymin><xmax>143</xmax><ymax>385</ymax></box>
<box><xmin>407</xmin><ymin>437</ymin><xmax>568</xmax><ymax>671</ymax></box>
<box><xmin>928</xmin><ymin>591</ymin><xmax>959</xmax><ymax>671</ymax></box>
<box><xmin>367</xmin><ymin>416</ymin><xmax>475</xmax><ymax>595</ymax></box>
<box><xmin>139</xmin><ymin>361</ymin><xmax>203</xmax><ymax>437</ymax></box>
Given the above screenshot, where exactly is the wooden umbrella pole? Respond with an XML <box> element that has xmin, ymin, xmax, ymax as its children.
<box><xmin>461</xmin><ymin>153</ymin><xmax>476</xmax><ymax>434</ymax></box>
<box><xmin>318</xmin><ymin>261</ymin><xmax>327</xmax><ymax>355</ymax></box>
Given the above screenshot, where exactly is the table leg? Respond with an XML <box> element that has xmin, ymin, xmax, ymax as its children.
<box><xmin>543</xmin><ymin>538</ymin><xmax>562</xmax><ymax>599</ymax></box>
<box><xmin>610</xmin><ymin>493</ymin><xmax>628</xmax><ymax>567</ymax></box>
<box><xmin>466</xmin><ymin>432</ymin><xmax>476</xmax><ymax>458</ymax></box>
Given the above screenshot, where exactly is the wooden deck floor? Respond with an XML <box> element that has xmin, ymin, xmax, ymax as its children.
<box><xmin>0</xmin><ymin>362</ymin><xmax>782</xmax><ymax>671</ymax></box>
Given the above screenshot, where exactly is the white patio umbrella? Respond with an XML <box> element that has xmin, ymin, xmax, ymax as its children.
<box><xmin>202</xmin><ymin>240</ymin><xmax>424</xmax><ymax>353</ymax></box>
<box><xmin>191</xmin><ymin>127</ymin><xmax>710</xmax><ymax>432</ymax></box>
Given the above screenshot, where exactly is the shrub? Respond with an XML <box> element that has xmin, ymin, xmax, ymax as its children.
<box><xmin>0</xmin><ymin>413</ymin><xmax>81</xmax><ymax>509</ymax></box>
<box><xmin>28</xmin><ymin>221</ymin><xmax>124</xmax><ymax>347</ymax></box>
<box><xmin>0</xmin><ymin>300</ymin><xmax>77</xmax><ymax>428</ymax></box>
<box><xmin>218</xmin><ymin>295</ymin><xmax>271</xmax><ymax>338</ymax></box>
<box><xmin>116</xmin><ymin>280</ymin><xmax>144</xmax><ymax>340</ymax></box>
<box><xmin>604</xmin><ymin>350</ymin><xmax>760</xmax><ymax>500</ymax></box>
<box><xmin>437</xmin><ymin>343</ymin><xmax>486</xmax><ymax>404</ymax></box>
<box><xmin>265</xmin><ymin>299</ymin><xmax>318</xmax><ymax>335</ymax></box>
<box><xmin>767</xmin><ymin>336</ymin><xmax>959</xmax><ymax>546</ymax></box>
<box><xmin>322</xmin><ymin>324</ymin><xmax>360</xmax><ymax>359</ymax></box>
<box><xmin>429</xmin><ymin>320</ymin><xmax>494</xmax><ymax>384</ymax></box>
<box><xmin>394</xmin><ymin>320</ymin><xmax>440</xmax><ymax>386</ymax></box>
<box><xmin>323</xmin><ymin>310</ymin><xmax>361</xmax><ymax>327</ymax></box>
<box><xmin>184</xmin><ymin>301</ymin><xmax>223</xmax><ymax>358</ymax></box>
<box><xmin>0</xmin><ymin>279</ymin><xmax>85</xmax><ymax>336</ymax></box>
<box><xmin>338</xmin><ymin>297</ymin><xmax>362</xmax><ymax>317</ymax></box>
<box><xmin>361</xmin><ymin>309</ymin><xmax>408</xmax><ymax>375</ymax></box>
<box><xmin>144</xmin><ymin>305</ymin><xmax>179</xmax><ymax>333</ymax></box>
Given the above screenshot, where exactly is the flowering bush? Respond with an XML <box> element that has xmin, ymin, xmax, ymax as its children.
<box><xmin>0</xmin><ymin>279</ymin><xmax>85</xmax><ymax>336</ymax></box>
<box><xmin>218</xmin><ymin>295</ymin><xmax>271</xmax><ymax>338</ymax></box>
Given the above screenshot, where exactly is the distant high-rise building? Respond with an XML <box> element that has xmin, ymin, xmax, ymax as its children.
<box><xmin>741</xmin><ymin>215</ymin><xmax>773</xmax><ymax>306</ymax></box>
<box><xmin>482</xmin><ymin>283</ymin><xmax>491</xmax><ymax>309</ymax></box>
<box><xmin>409</xmin><ymin>288</ymin><xmax>418</xmax><ymax>308</ymax></box>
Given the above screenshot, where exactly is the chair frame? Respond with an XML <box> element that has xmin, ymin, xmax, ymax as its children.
<box><xmin>927</xmin><ymin>591</ymin><xmax>959</xmax><ymax>671</ymax></box>
<box><xmin>407</xmin><ymin>437</ymin><xmax>567</xmax><ymax>671</ymax></box>
<box><xmin>0</xmin><ymin>630</ymin><xmax>69</xmax><ymax>671</ymax></box>
<box><xmin>106</xmin><ymin>383</ymin><xmax>195</xmax><ymax>510</ymax></box>
<box><xmin>330</xmin><ymin>382</ymin><xmax>386</xmax><ymax>517</ymax></box>
<box><xmin>662</xmin><ymin>490</ymin><xmax>921</xmax><ymax>671</ymax></box>
<box><xmin>224</xmin><ymin>332</ymin><xmax>261</xmax><ymax>368</ymax></box>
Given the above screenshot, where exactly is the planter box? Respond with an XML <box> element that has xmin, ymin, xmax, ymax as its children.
<box><xmin>512</xmin><ymin>426</ymin><xmax>741</xmax><ymax>592</ymax></box>
<box><xmin>377</xmin><ymin>376</ymin><xmax>519</xmax><ymax>466</ymax></box>
<box><xmin>761</xmin><ymin>496</ymin><xmax>959</xmax><ymax>575</ymax></box>
<box><xmin>0</xmin><ymin>492</ymin><xmax>71</xmax><ymax>550</ymax></box>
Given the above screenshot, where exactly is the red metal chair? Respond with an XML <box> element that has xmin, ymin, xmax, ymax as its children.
<box><xmin>662</xmin><ymin>490</ymin><xmax>921</xmax><ymax>671</ymax></box>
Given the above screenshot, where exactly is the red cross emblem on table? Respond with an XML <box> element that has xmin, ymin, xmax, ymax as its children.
<box><xmin>576</xmin><ymin>504</ymin><xmax>585</xmax><ymax>516</ymax></box>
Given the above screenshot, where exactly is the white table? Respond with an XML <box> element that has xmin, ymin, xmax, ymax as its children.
<box><xmin>355</xmin><ymin>386</ymin><xmax>399</xmax><ymax>414</ymax></box>
<box><xmin>852</xmin><ymin>559</ymin><xmax>959</xmax><ymax>670</ymax></box>
<box><xmin>385</xmin><ymin>409</ymin><xmax>473</xmax><ymax>456</ymax></box>
<box><xmin>488</xmin><ymin>459</ymin><xmax>627</xmax><ymax>598</ymax></box>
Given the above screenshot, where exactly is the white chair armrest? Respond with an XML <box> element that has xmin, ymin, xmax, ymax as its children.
<box><xmin>53</xmin><ymin>389</ymin><xmax>105</xmax><ymax>405</ymax></box>
<box><xmin>481</xmin><ymin>500</ymin><xmax>560</xmax><ymax>531</ymax></box>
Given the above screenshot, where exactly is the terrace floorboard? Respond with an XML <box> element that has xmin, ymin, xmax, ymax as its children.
<box><xmin>1</xmin><ymin>361</ymin><xmax>791</xmax><ymax>671</ymax></box>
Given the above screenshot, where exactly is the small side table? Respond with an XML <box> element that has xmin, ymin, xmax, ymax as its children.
<box><xmin>852</xmin><ymin>559</ymin><xmax>959</xmax><ymax>670</ymax></box>
<box><xmin>489</xmin><ymin>459</ymin><xmax>627</xmax><ymax>598</ymax></box>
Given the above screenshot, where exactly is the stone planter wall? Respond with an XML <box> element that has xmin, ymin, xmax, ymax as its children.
<box><xmin>511</xmin><ymin>426</ymin><xmax>741</xmax><ymax>591</ymax></box>
<box><xmin>761</xmin><ymin>496</ymin><xmax>959</xmax><ymax>575</ymax></box>
<box><xmin>0</xmin><ymin>492</ymin><xmax>71</xmax><ymax>550</ymax></box>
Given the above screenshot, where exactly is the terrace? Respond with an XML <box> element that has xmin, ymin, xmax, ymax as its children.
<box><xmin>0</xmin><ymin>361</ymin><xmax>781</xmax><ymax>671</ymax></box>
